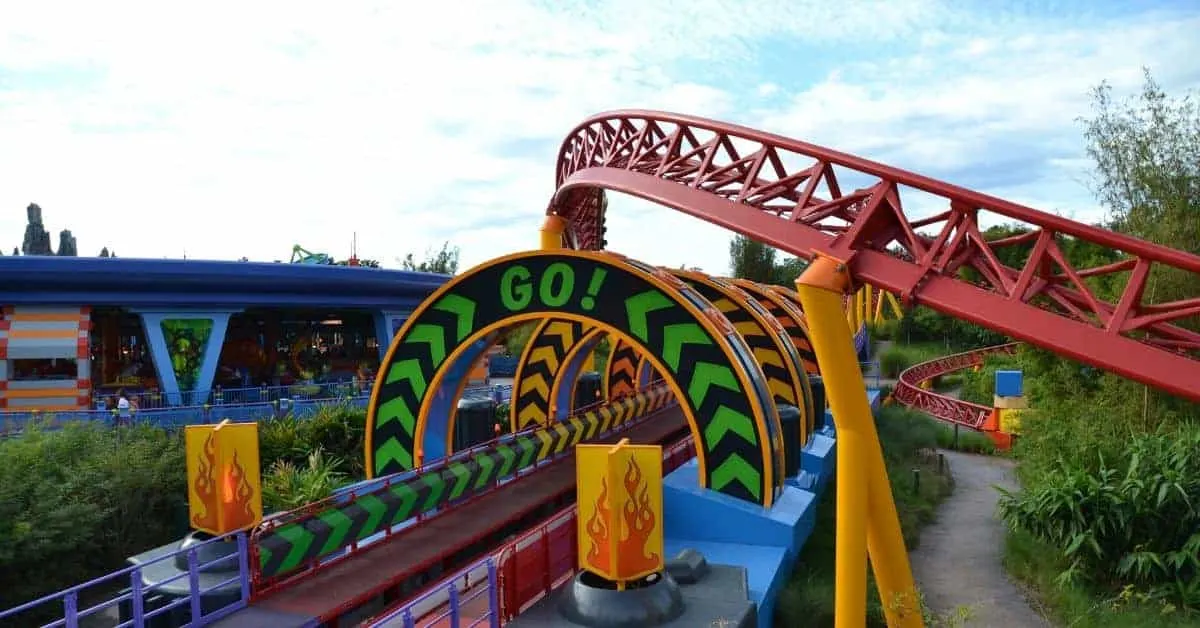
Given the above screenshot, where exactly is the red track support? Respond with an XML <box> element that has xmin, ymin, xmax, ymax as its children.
<box><xmin>891</xmin><ymin>344</ymin><xmax>1018</xmax><ymax>429</ymax></box>
<box><xmin>548</xmin><ymin>111</ymin><xmax>1200</xmax><ymax>402</ymax></box>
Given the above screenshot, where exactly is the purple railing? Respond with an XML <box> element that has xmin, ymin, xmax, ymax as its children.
<box><xmin>366</xmin><ymin>560</ymin><xmax>500</xmax><ymax>628</ymax></box>
<box><xmin>0</xmin><ymin>532</ymin><xmax>251</xmax><ymax>628</ymax></box>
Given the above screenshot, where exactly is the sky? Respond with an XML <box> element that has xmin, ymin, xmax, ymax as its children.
<box><xmin>2</xmin><ymin>1</ymin><xmax>1199</xmax><ymax>276</ymax></box>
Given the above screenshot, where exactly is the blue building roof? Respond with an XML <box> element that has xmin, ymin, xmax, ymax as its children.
<box><xmin>0</xmin><ymin>257</ymin><xmax>449</xmax><ymax>310</ymax></box>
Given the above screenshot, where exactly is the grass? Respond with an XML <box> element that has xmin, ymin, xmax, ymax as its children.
<box><xmin>1003</xmin><ymin>529</ymin><xmax>1198</xmax><ymax>628</ymax></box>
<box><xmin>932</xmin><ymin>421</ymin><xmax>998</xmax><ymax>455</ymax></box>
<box><xmin>774</xmin><ymin>406</ymin><xmax>958</xmax><ymax>627</ymax></box>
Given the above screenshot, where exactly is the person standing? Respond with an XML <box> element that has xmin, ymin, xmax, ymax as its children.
<box><xmin>116</xmin><ymin>390</ymin><xmax>132</xmax><ymax>427</ymax></box>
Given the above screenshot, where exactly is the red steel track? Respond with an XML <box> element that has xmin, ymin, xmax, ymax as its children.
<box><xmin>891</xmin><ymin>344</ymin><xmax>1019</xmax><ymax>429</ymax></box>
<box><xmin>548</xmin><ymin>111</ymin><xmax>1200</xmax><ymax>402</ymax></box>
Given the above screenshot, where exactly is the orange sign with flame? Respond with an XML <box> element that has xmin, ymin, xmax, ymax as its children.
<box><xmin>185</xmin><ymin>420</ymin><xmax>263</xmax><ymax>536</ymax></box>
<box><xmin>576</xmin><ymin>439</ymin><xmax>664</xmax><ymax>583</ymax></box>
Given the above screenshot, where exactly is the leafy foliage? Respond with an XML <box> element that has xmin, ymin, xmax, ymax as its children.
<box><xmin>1000</xmin><ymin>428</ymin><xmax>1200</xmax><ymax>612</ymax></box>
<box><xmin>400</xmin><ymin>241</ymin><xmax>460</xmax><ymax>275</ymax></box>
<box><xmin>0</xmin><ymin>405</ymin><xmax>372</xmax><ymax>618</ymax></box>
<box><xmin>0</xmin><ymin>421</ymin><xmax>187</xmax><ymax>613</ymax></box>
<box><xmin>262</xmin><ymin>448</ymin><xmax>350</xmax><ymax>512</ymax></box>
<box><xmin>999</xmin><ymin>71</ymin><xmax>1200</xmax><ymax>618</ymax></box>
<box><xmin>728</xmin><ymin>234</ymin><xmax>808</xmax><ymax>286</ymax></box>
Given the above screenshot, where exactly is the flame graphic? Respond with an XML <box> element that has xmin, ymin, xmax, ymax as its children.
<box><xmin>223</xmin><ymin>450</ymin><xmax>258</xmax><ymax>531</ymax></box>
<box><xmin>618</xmin><ymin>457</ymin><xmax>659</xmax><ymax>573</ymax></box>
<box><xmin>584</xmin><ymin>477</ymin><xmax>611</xmax><ymax>573</ymax></box>
<box><xmin>191</xmin><ymin>432</ymin><xmax>219</xmax><ymax>531</ymax></box>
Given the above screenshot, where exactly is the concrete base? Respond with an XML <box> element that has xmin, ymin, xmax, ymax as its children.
<box><xmin>557</xmin><ymin>571</ymin><xmax>684</xmax><ymax>627</ymax></box>
<box><xmin>510</xmin><ymin>560</ymin><xmax>756</xmax><ymax>628</ymax></box>
<box><xmin>660</xmin><ymin>462</ymin><xmax>817</xmax><ymax>628</ymax></box>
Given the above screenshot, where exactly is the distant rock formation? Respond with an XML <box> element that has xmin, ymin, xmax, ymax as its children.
<box><xmin>22</xmin><ymin>203</ymin><xmax>54</xmax><ymax>255</ymax></box>
<box><xmin>57</xmin><ymin>230</ymin><xmax>77</xmax><ymax>256</ymax></box>
<box><xmin>11</xmin><ymin>203</ymin><xmax>97</xmax><ymax>257</ymax></box>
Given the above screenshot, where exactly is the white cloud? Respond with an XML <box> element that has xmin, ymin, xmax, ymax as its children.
<box><xmin>0</xmin><ymin>1</ymin><xmax>1197</xmax><ymax>278</ymax></box>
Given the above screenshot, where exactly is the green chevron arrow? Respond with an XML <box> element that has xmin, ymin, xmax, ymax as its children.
<box><xmin>705</xmin><ymin>405</ymin><xmax>759</xmax><ymax>447</ymax></box>
<box><xmin>447</xmin><ymin>461</ymin><xmax>472</xmax><ymax>500</ymax></box>
<box><xmin>661</xmin><ymin>323</ymin><xmax>713</xmax><ymax>371</ymax></box>
<box><xmin>389</xmin><ymin>482</ymin><xmax>419</xmax><ymax>524</ymax></box>
<box><xmin>374</xmin><ymin>437</ymin><xmax>413</xmax><ymax>474</ymax></box>
<box><xmin>687</xmin><ymin>362</ymin><xmax>741</xmax><ymax>408</ymax></box>
<box><xmin>422</xmin><ymin>472</ymin><xmax>446</xmax><ymax>512</ymax></box>
<box><xmin>473</xmin><ymin>454</ymin><xmax>495</xmax><ymax>489</ymax></box>
<box><xmin>495</xmin><ymin>443</ymin><xmax>516</xmax><ymax>477</ymax></box>
<box><xmin>709</xmin><ymin>453</ymin><xmax>762</xmax><ymax>500</ymax></box>
<box><xmin>385</xmin><ymin>358</ymin><xmax>427</xmax><ymax>399</ymax></box>
<box><xmin>433</xmin><ymin>294</ymin><xmax>477</xmax><ymax>343</ymax></box>
<box><xmin>275</xmin><ymin>523</ymin><xmax>315</xmax><ymax>574</ymax></box>
<box><xmin>625</xmin><ymin>290</ymin><xmax>674</xmax><ymax>342</ymax></box>
<box><xmin>316</xmin><ymin>508</ymin><xmax>355</xmax><ymax>558</ymax></box>
<box><xmin>375</xmin><ymin>396</ymin><xmax>416</xmax><ymax>435</ymax></box>
<box><xmin>356</xmin><ymin>494</ymin><xmax>388</xmax><ymax>540</ymax></box>
<box><xmin>258</xmin><ymin>546</ymin><xmax>273</xmax><ymax>571</ymax></box>
<box><xmin>515</xmin><ymin>435</ymin><xmax>537</xmax><ymax>468</ymax></box>
<box><xmin>408</xmin><ymin>323</ymin><xmax>448</xmax><ymax>364</ymax></box>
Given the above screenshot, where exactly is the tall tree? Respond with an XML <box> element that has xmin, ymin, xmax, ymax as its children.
<box><xmin>400</xmin><ymin>241</ymin><xmax>460</xmax><ymax>275</ymax></box>
<box><xmin>1082</xmin><ymin>68</ymin><xmax>1200</xmax><ymax>322</ymax></box>
<box><xmin>728</xmin><ymin>235</ymin><xmax>777</xmax><ymax>283</ymax></box>
<box><xmin>728</xmin><ymin>234</ymin><xmax>807</xmax><ymax>285</ymax></box>
<box><xmin>1071</xmin><ymin>68</ymin><xmax>1200</xmax><ymax>425</ymax></box>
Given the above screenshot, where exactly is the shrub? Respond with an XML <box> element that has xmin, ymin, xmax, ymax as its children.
<box><xmin>259</xmin><ymin>404</ymin><xmax>366</xmax><ymax>477</ymax></box>
<box><xmin>879</xmin><ymin>346</ymin><xmax>913</xmax><ymax>378</ymax></box>
<box><xmin>1000</xmin><ymin>425</ymin><xmax>1200</xmax><ymax>612</ymax></box>
<box><xmin>0</xmin><ymin>420</ymin><xmax>187</xmax><ymax>615</ymax></box>
<box><xmin>262</xmin><ymin>448</ymin><xmax>351</xmax><ymax>512</ymax></box>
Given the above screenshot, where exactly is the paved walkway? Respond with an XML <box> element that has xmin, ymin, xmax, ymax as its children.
<box><xmin>910</xmin><ymin>451</ymin><xmax>1051</xmax><ymax>627</ymax></box>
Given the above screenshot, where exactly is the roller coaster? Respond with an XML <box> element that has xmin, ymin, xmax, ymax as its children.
<box><xmin>5</xmin><ymin>110</ymin><xmax>1200</xmax><ymax>628</ymax></box>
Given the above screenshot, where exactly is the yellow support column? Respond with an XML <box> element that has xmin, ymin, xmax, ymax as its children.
<box><xmin>540</xmin><ymin>215</ymin><xmax>567</xmax><ymax>250</ymax></box>
<box><xmin>795</xmin><ymin>255</ymin><xmax>923</xmax><ymax>628</ymax></box>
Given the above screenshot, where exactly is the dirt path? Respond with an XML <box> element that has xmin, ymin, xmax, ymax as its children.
<box><xmin>910</xmin><ymin>451</ymin><xmax>1052</xmax><ymax>627</ymax></box>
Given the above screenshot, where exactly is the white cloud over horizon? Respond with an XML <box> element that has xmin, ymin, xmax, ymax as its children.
<box><xmin>1</xmin><ymin>1</ymin><xmax>1198</xmax><ymax>276</ymax></box>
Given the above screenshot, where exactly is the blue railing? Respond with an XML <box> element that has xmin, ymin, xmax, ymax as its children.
<box><xmin>0</xmin><ymin>531</ymin><xmax>251</xmax><ymax>628</ymax></box>
<box><xmin>2</xmin><ymin>384</ymin><xmax>515</xmax><ymax>435</ymax></box>
<box><xmin>89</xmin><ymin>358</ymin><xmax>524</xmax><ymax>411</ymax></box>
<box><xmin>366</xmin><ymin>560</ymin><xmax>500</xmax><ymax>627</ymax></box>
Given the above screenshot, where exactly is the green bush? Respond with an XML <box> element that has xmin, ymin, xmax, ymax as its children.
<box><xmin>879</xmin><ymin>346</ymin><xmax>914</xmax><ymax>378</ymax></box>
<box><xmin>933</xmin><ymin>422</ymin><xmax>997</xmax><ymax>455</ymax></box>
<box><xmin>262</xmin><ymin>448</ymin><xmax>351</xmax><ymax>512</ymax></box>
<box><xmin>259</xmin><ymin>404</ymin><xmax>365</xmax><ymax>477</ymax></box>
<box><xmin>1</xmin><ymin>405</ymin><xmax>372</xmax><ymax>620</ymax></box>
<box><xmin>0</xmin><ymin>421</ymin><xmax>187</xmax><ymax>616</ymax></box>
<box><xmin>1000</xmin><ymin>424</ymin><xmax>1200</xmax><ymax>612</ymax></box>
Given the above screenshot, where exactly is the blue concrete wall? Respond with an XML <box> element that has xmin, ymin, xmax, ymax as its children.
<box><xmin>657</xmin><ymin>388</ymin><xmax>879</xmax><ymax>628</ymax></box>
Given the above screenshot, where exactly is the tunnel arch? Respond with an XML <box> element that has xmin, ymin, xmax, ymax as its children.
<box><xmin>731</xmin><ymin>279</ymin><xmax>821</xmax><ymax>376</ymax></box>
<box><xmin>669</xmin><ymin>269</ymin><xmax>814</xmax><ymax>448</ymax></box>
<box><xmin>366</xmin><ymin>249</ymin><xmax>782</xmax><ymax>506</ymax></box>
<box><xmin>546</xmin><ymin>326</ymin><xmax>606</xmax><ymax>422</ymax></box>
<box><xmin>604</xmin><ymin>337</ymin><xmax>640</xmax><ymax>400</ymax></box>
<box><xmin>510</xmin><ymin>317</ymin><xmax>594</xmax><ymax>431</ymax></box>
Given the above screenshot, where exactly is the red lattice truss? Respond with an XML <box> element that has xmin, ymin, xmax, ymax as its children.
<box><xmin>549</xmin><ymin>111</ymin><xmax>1200</xmax><ymax>402</ymax></box>
<box><xmin>892</xmin><ymin>344</ymin><xmax>1018</xmax><ymax>429</ymax></box>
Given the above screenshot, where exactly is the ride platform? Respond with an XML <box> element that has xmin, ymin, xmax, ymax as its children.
<box><xmin>211</xmin><ymin>409</ymin><xmax>690</xmax><ymax>628</ymax></box>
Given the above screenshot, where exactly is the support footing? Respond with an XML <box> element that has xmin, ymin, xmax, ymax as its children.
<box><xmin>558</xmin><ymin>571</ymin><xmax>685</xmax><ymax>627</ymax></box>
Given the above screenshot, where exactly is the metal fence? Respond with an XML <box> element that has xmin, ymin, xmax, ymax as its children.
<box><xmin>0</xmin><ymin>532</ymin><xmax>251</xmax><ymax>628</ymax></box>
<box><xmin>1</xmin><ymin>384</ymin><xmax>514</xmax><ymax>435</ymax></box>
